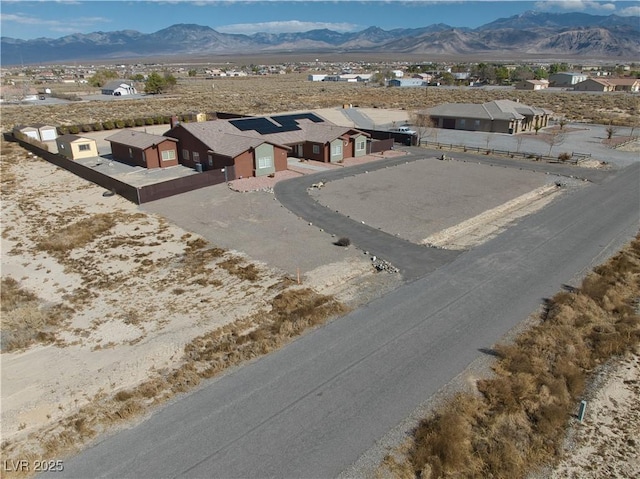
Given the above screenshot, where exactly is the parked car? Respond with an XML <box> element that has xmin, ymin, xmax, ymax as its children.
<box><xmin>389</xmin><ymin>126</ymin><xmax>417</xmax><ymax>135</ymax></box>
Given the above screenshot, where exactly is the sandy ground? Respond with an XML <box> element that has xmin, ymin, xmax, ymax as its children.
<box><xmin>533</xmin><ymin>349</ymin><xmax>640</xmax><ymax>479</ymax></box>
<box><xmin>0</xmin><ymin>145</ymin><xmax>396</xmax><ymax>454</ymax></box>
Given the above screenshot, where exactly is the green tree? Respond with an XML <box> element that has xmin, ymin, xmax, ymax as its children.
<box><xmin>163</xmin><ymin>72</ymin><xmax>177</xmax><ymax>89</ymax></box>
<box><xmin>511</xmin><ymin>66</ymin><xmax>534</xmax><ymax>82</ymax></box>
<box><xmin>88</xmin><ymin>70</ymin><xmax>118</xmax><ymax>87</ymax></box>
<box><xmin>144</xmin><ymin>72</ymin><xmax>166</xmax><ymax>94</ymax></box>
<box><xmin>188</xmin><ymin>69</ymin><xmax>197</xmax><ymax>77</ymax></box>
<box><xmin>440</xmin><ymin>72</ymin><xmax>455</xmax><ymax>85</ymax></box>
<box><xmin>533</xmin><ymin>67</ymin><xmax>548</xmax><ymax>80</ymax></box>
<box><xmin>495</xmin><ymin>66</ymin><xmax>510</xmax><ymax>84</ymax></box>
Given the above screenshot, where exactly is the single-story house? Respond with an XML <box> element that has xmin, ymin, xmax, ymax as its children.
<box><xmin>423</xmin><ymin>99</ymin><xmax>551</xmax><ymax>134</ymax></box>
<box><xmin>164</xmin><ymin>113</ymin><xmax>372</xmax><ymax>177</ymax></box>
<box><xmin>549</xmin><ymin>72</ymin><xmax>588</xmax><ymax>87</ymax></box>
<box><xmin>412</xmin><ymin>73</ymin><xmax>433</xmax><ymax>83</ymax></box>
<box><xmin>56</xmin><ymin>134</ymin><xmax>99</xmax><ymax>160</ymax></box>
<box><xmin>515</xmin><ymin>79</ymin><xmax>549</xmax><ymax>91</ymax></box>
<box><xmin>388</xmin><ymin>78</ymin><xmax>427</xmax><ymax>87</ymax></box>
<box><xmin>573</xmin><ymin>78</ymin><xmax>616</xmax><ymax>92</ymax></box>
<box><xmin>13</xmin><ymin>124</ymin><xmax>58</xmax><ymax>142</ymax></box>
<box><xmin>101</xmin><ymin>80</ymin><xmax>137</xmax><ymax>96</ymax></box>
<box><xmin>105</xmin><ymin>130</ymin><xmax>179</xmax><ymax>168</ymax></box>
<box><xmin>607</xmin><ymin>78</ymin><xmax>640</xmax><ymax>92</ymax></box>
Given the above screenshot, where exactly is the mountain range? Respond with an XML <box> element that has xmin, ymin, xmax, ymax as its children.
<box><xmin>1</xmin><ymin>11</ymin><xmax>638</xmax><ymax>65</ymax></box>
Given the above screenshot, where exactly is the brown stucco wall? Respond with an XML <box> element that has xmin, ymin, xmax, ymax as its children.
<box><xmin>234</xmin><ymin>151</ymin><xmax>254</xmax><ymax>178</ymax></box>
<box><xmin>155</xmin><ymin>141</ymin><xmax>179</xmax><ymax>168</ymax></box>
<box><xmin>274</xmin><ymin>147</ymin><xmax>288</xmax><ymax>171</ymax></box>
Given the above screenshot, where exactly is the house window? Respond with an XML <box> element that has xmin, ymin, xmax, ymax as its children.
<box><xmin>459</xmin><ymin>119</ymin><xmax>466</xmax><ymax>128</ymax></box>
<box><xmin>78</xmin><ymin>144</ymin><xmax>90</xmax><ymax>151</ymax></box>
<box><xmin>182</xmin><ymin>149</ymin><xmax>189</xmax><ymax>161</ymax></box>
<box><xmin>208</xmin><ymin>154</ymin><xmax>213</xmax><ymax>167</ymax></box>
<box><xmin>258</xmin><ymin>156</ymin><xmax>273</xmax><ymax>169</ymax></box>
<box><xmin>192</xmin><ymin>151</ymin><xmax>200</xmax><ymax>164</ymax></box>
<box><xmin>356</xmin><ymin>140</ymin><xmax>365</xmax><ymax>151</ymax></box>
<box><xmin>128</xmin><ymin>148</ymin><xmax>133</xmax><ymax>159</ymax></box>
<box><xmin>332</xmin><ymin>144</ymin><xmax>342</xmax><ymax>155</ymax></box>
<box><xmin>161</xmin><ymin>150</ymin><xmax>176</xmax><ymax>161</ymax></box>
<box><xmin>313</xmin><ymin>145</ymin><xmax>320</xmax><ymax>154</ymax></box>
<box><xmin>474</xmin><ymin>120</ymin><xmax>480</xmax><ymax>128</ymax></box>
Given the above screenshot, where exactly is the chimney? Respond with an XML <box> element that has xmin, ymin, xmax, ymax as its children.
<box><xmin>170</xmin><ymin>115</ymin><xmax>180</xmax><ymax>128</ymax></box>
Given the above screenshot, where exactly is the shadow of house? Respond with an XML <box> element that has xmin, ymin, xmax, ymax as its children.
<box><xmin>106</xmin><ymin>130</ymin><xmax>179</xmax><ymax>169</ymax></box>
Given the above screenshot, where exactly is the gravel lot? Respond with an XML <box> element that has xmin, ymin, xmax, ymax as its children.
<box><xmin>140</xmin><ymin>182</ymin><xmax>379</xmax><ymax>280</ymax></box>
<box><xmin>310</xmin><ymin>157</ymin><xmax>559</xmax><ymax>244</ymax></box>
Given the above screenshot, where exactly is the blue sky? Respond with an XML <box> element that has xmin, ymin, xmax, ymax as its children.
<box><xmin>1</xmin><ymin>1</ymin><xmax>639</xmax><ymax>40</ymax></box>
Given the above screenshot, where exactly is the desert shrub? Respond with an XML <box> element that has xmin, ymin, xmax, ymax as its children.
<box><xmin>145</xmin><ymin>117</ymin><xmax>155</xmax><ymax>125</ymax></box>
<box><xmin>68</xmin><ymin>125</ymin><xmax>80</xmax><ymax>134</ymax></box>
<box><xmin>115</xmin><ymin>119</ymin><xmax>125</xmax><ymax>128</ymax></box>
<box><xmin>114</xmin><ymin>390</ymin><xmax>134</xmax><ymax>402</ymax></box>
<box><xmin>124</xmin><ymin>118</ymin><xmax>135</xmax><ymax>128</ymax></box>
<box><xmin>38</xmin><ymin>213</ymin><xmax>117</xmax><ymax>253</ymax></box>
<box><xmin>134</xmin><ymin>118</ymin><xmax>145</xmax><ymax>127</ymax></box>
<box><xmin>558</xmin><ymin>152</ymin><xmax>572</xmax><ymax>162</ymax></box>
<box><xmin>102</xmin><ymin>120</ymin><xmax>115</xmax><ymax>130</ymax></box>
<box><xmin>406</xmin><ymin>234</ymin><xmax>640</xmax><ymax>479</ymax></box>
<box><xmin>92</xmin><ymin>122</ymin><xmax>103</xmax><ymax>131</ymax></box>
<box><xmin>81</xmin><ymin>124</ymin><xmax>93</xmax><ymax>133</ymax></box>
<box><xmin>155</xmin><ymin>115</ymin><xmax>169</xmax><ymax>124</ymax></box>
<box><xmin>57</xmin><ymin>126</ymin><xmax>69</xmax><ymax>135</ymax></box>
<box><xmin>334</xmin><ymin>237</ymin><xmax>351</xmax><ymax>247</ymax></box>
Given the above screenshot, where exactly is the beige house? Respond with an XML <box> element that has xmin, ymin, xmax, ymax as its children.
<box><xmin>56</xmin><ymin>134</ymin><xmax>99</xmax><ymax>160</ymax></box>
<box><xmin>607</xmin><ymin>78</ymin><xmax>640</xmax><ymax>92</ymax></box>
<box><xmin>515</xmin><ymin>79</ymin><xmax>549</xmax><ymax>91</ymax></box>
<box><xmin>574</xmin><ymin>78</ymin><xmax>616</xmax><ymax>92</ymax></box>
<box><xmin>423</xmin><ymin>99</ymin><xmax>551</xmax><ymax>135</ymax></box>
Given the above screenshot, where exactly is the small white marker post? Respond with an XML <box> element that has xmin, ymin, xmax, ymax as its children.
<box><xmin>578</xmin><ymin>400</ymin><xmax>587</xmax><ymax>422</ymax></box>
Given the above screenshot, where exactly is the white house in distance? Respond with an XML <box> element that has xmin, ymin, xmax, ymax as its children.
<box><xmin>101</xmin><ymin>80</ymin><xmax>137</xmax><ymax>96</ymax></box>
<box><xmin>56</xmin><ymin>134</ymin><xmax>99</xmax><ymax>160</ymax></box>
<box><xmin>549</xmin><ymin>72</ymin><xmax>588</xmax><ymax>87</ymax></box>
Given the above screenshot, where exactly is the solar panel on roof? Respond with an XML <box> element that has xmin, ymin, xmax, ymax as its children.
<box><xmin>229</xmin><ymin>116</ymin><xmax>305</xmax><ymax>135</ymax></box>
<box><xmin>272</xmin><ymin>113</ymin><xmax>324</xmax><ymax>125</ymax></box>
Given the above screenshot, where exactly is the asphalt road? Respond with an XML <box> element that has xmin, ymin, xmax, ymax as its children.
<box><xmin>50</xmin><ymin>160</ymin><xmax>639</xmax><ymax>479</ymax></box>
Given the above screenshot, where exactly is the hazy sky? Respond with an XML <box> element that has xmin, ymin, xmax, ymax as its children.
<box><xmin>2</xmin><ymin>0</ymin><xmax>639</xmax><ymax>40</ymax></box>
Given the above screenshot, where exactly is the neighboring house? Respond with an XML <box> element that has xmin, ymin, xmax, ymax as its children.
<box><xmin>101</xmin><ymin>80</ymin><xmax>137</xmax><ymax>96</ymax></box>
<box><xmin>574</xmin><ymin>78</ymin><xmax>616</xmax><ymax>92</ymax></box>
<box><xmin>308</xmin><ymin>74</ymin><xmax>327</xmax><ymax>82</ymax></box>
<box><xmin>515</xmin><ymin>79</ymin><xmax>549</xmax><ymax>91</ymax></box>
<box><xmin>549</xmin><ymin>72</ymin><xmax>588</xmax><ymax>87</ymax></box>
<box><xmin>106</xmin><ymin>130</ymin><xmax>179</xmax><ymax>168</ymax></box>
<box><xmin>412</xmin><ymin>73</ymin><xmax>433</xmax><ymax>83</ymax></box>
<box><xmin>423</xmin><ymin>99</ymin><xmax>551</xmax><ymax>134</ymax></box>
<box><xmin>388</xmin><ymin>78</ymin><xmax>426</xmax><ymax>87</ymax></box>
<box><xmin>607</xmin><ymin>78</ymin><xmax>640</xmax><ymax>92</ymax></box>
<box><xmin>56</xmin><ymin>134</ymin><xmax>98</xmax><ymax>160</ymax></box>
<box><xmin>13</xmin><ymin>124</ymin><xmax>58</xmax><ymax>142</ymax></box>
<box><xmin>164</xmin><ymin>113</ymin><xmax>372</xmax><ymax>177</ymax></box>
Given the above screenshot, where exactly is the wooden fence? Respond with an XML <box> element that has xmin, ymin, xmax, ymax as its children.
<box><xmin>420</xmin><ymin>140</ymin><xmax>593</xmax><ymax>165</ymax></box>
<box><xmin>5</xmin><ymin>133</ymin><xmax>230</xmax><ymax>204</ymax></box>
